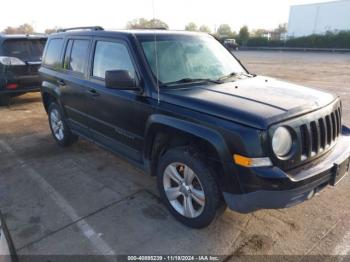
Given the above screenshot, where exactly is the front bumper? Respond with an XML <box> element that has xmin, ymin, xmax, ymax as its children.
<box><xmin>224</xmin><ymin>127</ymin><xmax>350</xmax><ymax>213</ymax></box>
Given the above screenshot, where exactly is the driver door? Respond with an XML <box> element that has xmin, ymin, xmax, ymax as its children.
<box><xmin>84</xmin><ymin>38</ymin><xmax>152</xmax><ymax>163</ymax></box>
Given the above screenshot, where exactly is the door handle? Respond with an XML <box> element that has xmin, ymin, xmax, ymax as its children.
<box><xmin>87</xmin><ymin>89</ymin><xmax>100</xmax><ymax>97</ymax></box>
<box><xmin>57</xmin><ymin>79</ymin><xmax>66</xmax><ymax>86</ymax></box>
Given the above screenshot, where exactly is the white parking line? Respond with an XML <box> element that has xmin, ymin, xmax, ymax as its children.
<box><xmin>0</xmin><ymin>140</ymin><xmax>116</xmax><ymax>256</ymax></box>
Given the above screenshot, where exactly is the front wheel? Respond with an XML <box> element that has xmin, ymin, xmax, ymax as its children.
<box><xmin>48</xmin><ymin>103</ymin><xmax>78</xmax><ymax>147</ymax></box>
<box><xmin>157</xmin><ymin>147</ymin><xmax>225</xmax><ymax>228</ymax></box>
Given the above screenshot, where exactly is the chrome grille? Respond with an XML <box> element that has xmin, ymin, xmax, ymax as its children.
<box><xmin>299</xmin><ymin>106</ymin><xmax>342</xmax><ymax>161</ymax></box>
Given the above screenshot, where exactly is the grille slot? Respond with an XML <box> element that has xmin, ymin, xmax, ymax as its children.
<box><xmin>318</xmin><ymin>118</ymin><xmax>326</xmax><ymax>149</ymax></box>
<box><xmin>325</xmin><ymin>115</ymin><xmax>332</xmax><ymax>146</ymax></box>
<box><xmin>310</xmin><ymin>121</ymin><xmax>319</xmax><ymax>154</ymax></box>
<box><xmin>300</xmin><ymin>124</ymin><xmax>310</xmax><ymax>158</ymax></box>
<box><xmin>331</xmin><ymin>113</ymin><xmax>337</xmax><ymax>140</ymax></box>
<box><xmin>299</xmin><ymin>106</ymin><xmax>341</xmax><ymax>162</ymax></box>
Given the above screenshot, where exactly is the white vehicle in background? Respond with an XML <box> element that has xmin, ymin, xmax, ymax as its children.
<box><xmin>223</xmin><ymin>38</ymin><xmax>239</xmax><ymax>51</ymax></box>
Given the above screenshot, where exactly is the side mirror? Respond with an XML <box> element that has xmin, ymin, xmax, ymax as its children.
<box><xmin>105</xmin><ymin>70</ymin><xmax>139</xmax><ymax>90</ymax></box>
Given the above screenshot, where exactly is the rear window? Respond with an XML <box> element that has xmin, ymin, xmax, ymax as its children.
<box><xmin>3</xmin><ymin>39</ymin><xmax>46</xmax><ymax>61</ymax></box>
<box><xmin>43</xmin><ymin>38</ymin><xmax>64</xmax><ymax>68</ymax></box>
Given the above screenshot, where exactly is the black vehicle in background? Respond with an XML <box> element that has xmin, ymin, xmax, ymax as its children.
<box><xmin>0</xmin><ymin>34</ymin><xmax>46</xmax><ymax>106</ymax></box>
<box><xmin>39</xmin><ymin>27</ymin><xmax>350</xmax><ymax>228</ymax></box>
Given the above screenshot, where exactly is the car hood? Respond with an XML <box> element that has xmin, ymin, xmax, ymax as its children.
<box><xmin>160</xmin><ymin>76</ymin><xmax>337</xmax><ymax>129</ymax></box>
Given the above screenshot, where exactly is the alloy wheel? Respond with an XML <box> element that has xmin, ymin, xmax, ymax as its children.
<box><xmin>50</xmin><ymin>109</ymin><xmax>64</xmax><ymax>141</ymax></box>
<box><xmin>163</xmin><ymin>162</ymin><xmax>206</xmax><ymax>218</ymax></box>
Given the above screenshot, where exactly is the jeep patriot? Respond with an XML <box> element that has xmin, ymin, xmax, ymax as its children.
<box><xmin>39</xmin><ymin>27</ymin><xmax>350</xmax><ymax>228</ymax></box>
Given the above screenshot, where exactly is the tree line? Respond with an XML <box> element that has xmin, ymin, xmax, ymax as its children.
<box><xmin>2</xmin><ymin>20</ymin><xmax>350</xmax><ymax>49</ymax></box>
<box><xmin>0</xmin><ymin>20</ymin><xmax>279</xmax><ymax>47</ymax></box>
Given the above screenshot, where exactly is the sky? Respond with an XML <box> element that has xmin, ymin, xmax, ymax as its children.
<box><xmin>0</xmin><ymin>0</ymin><xmax>334</xmax><ymax>33</ymax></box>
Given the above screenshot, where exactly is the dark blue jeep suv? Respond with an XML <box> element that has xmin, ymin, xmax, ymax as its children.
<box><xmin>39</xmin><ymin>27</ymin><xmax>350</xmax><ymax>228</ymax></box>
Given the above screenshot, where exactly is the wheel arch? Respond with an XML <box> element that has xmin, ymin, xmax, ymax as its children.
<box><xmin>41</xmin><ymin>81</ymin><xmax>62</xmax><ymax>113</ymax></box>
<box><xmin>143</xmin><ymin>115</ymin><xmax>234</xmax><ymax>189</ymax></box>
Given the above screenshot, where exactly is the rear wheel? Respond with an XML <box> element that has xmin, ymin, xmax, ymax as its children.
<box><xmin>48</xmin><ymin>102</ymin><xmax>78</xmax><ymax>147</ymax></box>
<box><xmin>0</xmin><ymin>95</ymin><xmax>10</xmax><ymax>106</ymax></box>
<box><xmin>157</xmin><ymin>147</ymin><xmax>224</xmax><ymax>228</ymax></box>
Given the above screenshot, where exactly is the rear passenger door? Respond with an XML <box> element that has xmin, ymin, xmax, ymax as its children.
<box><xmin>58</xmin><ymin>37</ymin><xmax>92</xmax><ymax>137</ymax></box>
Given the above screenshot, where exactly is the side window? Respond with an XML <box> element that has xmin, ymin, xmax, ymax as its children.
<box><xmin>64</xmin><ymin>39</ymin><xmax>90</xmax><ymax>74</ymax></box>
<box><xmin>43</xmin><ymin>38</ymin><xmax>63</xmax><ymax>68</ymax></box>
<box><xmin>92</xmin><ymin>41</ymin><xmax>135</xmax><ymax>79</ymax></box>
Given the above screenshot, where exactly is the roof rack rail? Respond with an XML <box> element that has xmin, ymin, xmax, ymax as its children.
<box><xmin>57</xmin><ymin>26</ymin><xmax>104</xmax><ymax>33</ymax></box>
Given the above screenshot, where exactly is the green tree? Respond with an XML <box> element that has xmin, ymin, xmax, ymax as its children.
<box><xmin>199</xmin><ymin>25</ymin><xmax>211</xmax><ymax>33</ymax></box>
<box><xmin>274</xmin><ymin>23</ymin><xmax>287</xmax><ymax>34</ymax></box>
<box><xmin>252</xmin><ymin>29</ymin><xmax>267</xmax><ymax>38</ymax></box>
<box><xmin>217</xmin><ymin>24</ymin><xmax>232</xmax><ymax>38</ymax></box>
<box><xmin>126</xmin><ymin>18</ymin><xmax>168</xmax><ymax>29</ymax></box>
<box><xmin>45</xmin><ymin>27</ymin><xmax>59</xmax><ymax>34</ymax></box>
<box><xmin>239</xmin><ymin>25</ymin><xmax>250</xmax><ymax>45</ymax></box>
<box><xmin>185</xmin><ymin>22</ymin><xmax>198</xmax><ymax>31</ymax></box>
<box><xmin>148</xmin><ymin>19</ymin><xmax>169</xmax><ymax>29</ymax></box>
<box><xmin>3</xmin><ymin>23</ymin><xmax>34</xmax><ymax>34</ymax></box>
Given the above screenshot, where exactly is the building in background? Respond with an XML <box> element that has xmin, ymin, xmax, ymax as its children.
<box><xmin>287</xmin><ymin>0</ymin><xmax>350</xmax><ymax>38</ymax></box>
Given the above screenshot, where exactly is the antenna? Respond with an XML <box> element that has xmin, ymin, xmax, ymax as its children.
<box><xmin>152</xmin><ymin>0</ymin><xmax>160</xmax><ymax>104</ymax></box>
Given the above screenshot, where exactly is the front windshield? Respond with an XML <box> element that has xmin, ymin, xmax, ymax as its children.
<box><xmin>139</xmin><ymin>34</ymin><xmax>246</xmax><ymax>86</ymax></box>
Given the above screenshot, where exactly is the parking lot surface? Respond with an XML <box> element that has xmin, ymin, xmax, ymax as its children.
<box><xmin>0</xmin><ymin>51</ymin><xmax>349</xmax><ymax>259</ymax></box>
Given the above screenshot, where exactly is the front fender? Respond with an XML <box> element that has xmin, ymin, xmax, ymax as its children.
<box><xmin>143</xmin><ymin>114</ymin><xmax>244</xmax><ymax>193</ymax></box>
<box><xmin>143</xmin><ymin>114</ymin><xmax>232</xmax><ymax>165</ymax></box>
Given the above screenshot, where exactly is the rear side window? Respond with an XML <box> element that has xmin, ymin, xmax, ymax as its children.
<box><xmin>92</xmin><ymin>41</ymin><xmax>135</xmax><ymax>79</ymax></box>
<box><xmin>64</xmin><ymin>39</ymin><xmax>90</xmax><ymax>74</ymax></box>
<box><xmin>3</xmin><ymin>39</ymin><xmax>46</xmax><ymax>61</ymax></box>
<box><xmin>43</xmin><ymin>39</ymin><xmax>63</xmax><ymax>68</ymax></box>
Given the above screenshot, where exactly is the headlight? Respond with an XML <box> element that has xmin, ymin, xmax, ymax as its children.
<box><xmin>272</xmin><ymin>127</ymin><xmax>293</xmax><ymax>157</ymax></box>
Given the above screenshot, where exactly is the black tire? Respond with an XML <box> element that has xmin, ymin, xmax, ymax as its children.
<box><xmin>48</xmin><ymin>102</ymin><xmax>78</xmax><ymax>147</ymax></box>
<box><xmin>157</xmin><ymin>147</ymin><xmax>225</xmax><ymax>228</ymax></box>
<box><xmin>0</xmin><ymin>95</ymin><xmax>11</xmax><ymax>106</ymax></box>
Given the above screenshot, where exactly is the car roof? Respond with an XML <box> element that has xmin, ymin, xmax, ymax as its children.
<box><xmin>0</xmin><ymin>34</ymin><xmax>47</xmax><ymax>39</ymax></box>
<box><xmin>48</xmin><ymin>29</ymin><xmax>211</xmax><ymax>39</ymax></box>
<box><xmin>0</xmin><ymin>34</ymin><xmax>47</xmax><ymax>44</ymax></box>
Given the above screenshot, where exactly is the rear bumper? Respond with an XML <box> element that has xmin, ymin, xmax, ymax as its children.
<box><xmin>0</xmin><ymin>87</ymin><xmax>40</xmax><ymax>95</ymax></box>
<box><xmin>0</xmin><ymin>75</ymin><xmax>41</xmax><ymax>94</ymax></box>
<box><xmin>224</xmin><ymin>127</ymin><xmax>350</xmax><ymax>213</ymax></box>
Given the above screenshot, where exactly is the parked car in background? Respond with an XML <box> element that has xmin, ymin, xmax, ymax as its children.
<box><xmin>0</xmin><ymin>212</ymin><xmax>18</xmax><ymax>262</ymax></box>
<box><xmin>223</xmin><ymin>38</ymin><xmax>239</xmax><ymax>51</ymax></box>
<box><xmin>39</xmin><ymin>27</ymin><xmax>350</xmax><ymax>228</ymax></box>
<box><xmin>0</xmin><ymin>34</ymin><xmax>46</xmax><ymax>106</ymax></box>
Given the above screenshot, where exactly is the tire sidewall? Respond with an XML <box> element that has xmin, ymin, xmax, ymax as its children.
<box><xmin>157</xmin><ymin>148</ymin><xmax>221</xmax><ymax>228</ymax></box>
<box><xmin>48</xmin><ymin>103</ymin><xmax>73</xmax><ymax>146</ymax></box>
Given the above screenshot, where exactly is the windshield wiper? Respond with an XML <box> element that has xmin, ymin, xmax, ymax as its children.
<box><xmin>161</xmin><ymin>78</ymin><xmax>221</xmax><ymax>87</ymax></box>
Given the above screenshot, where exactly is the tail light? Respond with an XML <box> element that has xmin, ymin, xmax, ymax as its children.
<box><xmin>0</xmin><ymin>56</ymin><xmax>26</xmax><ymax>66</ymax></box>
<box><xmin>6</xmin><ymin>83</ymin><xmax>18</xmax><ymax>90</ymax></box>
